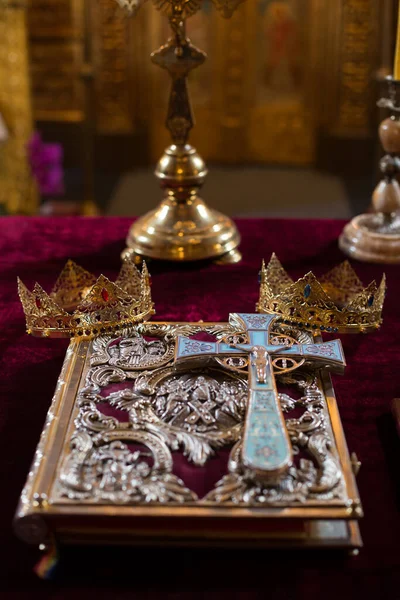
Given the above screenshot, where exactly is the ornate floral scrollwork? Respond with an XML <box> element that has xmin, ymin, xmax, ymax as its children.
<box><xmin>105</xmin><ymin>368</ymin><xmax>247</xmax><ymax>465</ymax></box>
<box><xmin>90</xmin><ymin>365</ymin><xmax>127</xmax><ymax>387</ymax></box>
<box><xmin>57</xmin><ymin>428</ymin><xmax>197</xmax><ymax>504</ymax></box>
<box><xmin>77</xmin><ymin>400</ymin><xmax>120</xmax><ymax>433</ymax></box>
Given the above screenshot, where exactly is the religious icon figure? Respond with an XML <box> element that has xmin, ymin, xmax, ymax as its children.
<box><xmin>108</xmin><ymin>335</ymin><xmax>167</xmax><ymax>369</ymax></box>
<box><xmin>262</xmin><ymin>1</ymin><xmax>301</xmax><ymax>92</ymax></box>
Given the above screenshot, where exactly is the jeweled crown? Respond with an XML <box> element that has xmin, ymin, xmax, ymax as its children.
<box><xmin>18</xmin><ymin>259</ymin><xmax>154</xmax><ymax>339</ymax></box>
<box><xmin>257</xmin><ymin>254</ymin><xmax>385</xmax><ymax>333</ymax></box>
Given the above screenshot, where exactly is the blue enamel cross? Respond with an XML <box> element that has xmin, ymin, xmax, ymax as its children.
<box><xmin>175</xmin><ymin>313</ymin><xmax>346</xmax><ymax>480</ymax></box>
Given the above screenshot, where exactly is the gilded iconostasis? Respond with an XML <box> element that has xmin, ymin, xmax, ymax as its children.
<box><xmin>27</xmin><ymin>0</ymin><xmax>380</xmax><ymax>164</ymax></box>
<box><xmin>0</xmin><ymin>0</ymin><xmax>388</xmax><ymax>213</ymax></box>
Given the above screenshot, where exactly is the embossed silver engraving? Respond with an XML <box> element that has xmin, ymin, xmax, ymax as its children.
<box><xmin>56</xmin><ymin>428</ymin><xmax>196</xmax><ymax>504</ymax></box>
<box><xmin>51</xmin><ymin>323</ymin><xmax>348</xmax><ymax>507</ymax></box>
<box><xmin>91</xmin><ymin>332</ymin><xmax>175</xmax><ymax>371</ymax></box>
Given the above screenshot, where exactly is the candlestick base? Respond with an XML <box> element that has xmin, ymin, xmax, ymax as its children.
<box><xmin>339</xmin><ymin>213</ymin><xmax>400</xmax><ymax>263</ymax></box>
<box><xmin>123</xmin><ymin>201</ymin><xmax>242</xmax><ymax>263</ymax></box>
<box><xmin>340</xmin><ymin>75</ymin><xmax>400</xmax><ymax>263</ymax></box>
<box><xmin>122</xmin><ymin>144</ymin><xmax>241</xmax><ymax>263</ymax></box>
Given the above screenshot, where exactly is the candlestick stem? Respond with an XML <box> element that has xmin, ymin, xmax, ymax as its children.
<box><xmin>122</xmin><ymin>4</ymin><xmax>241</xmax><ymax>263</ymax></box>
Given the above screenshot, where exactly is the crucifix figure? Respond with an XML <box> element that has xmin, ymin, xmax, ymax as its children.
<box><xmin>175</xmin><ymin>314</ymin><xmax>346</xmax><ymax>480</ymax></box>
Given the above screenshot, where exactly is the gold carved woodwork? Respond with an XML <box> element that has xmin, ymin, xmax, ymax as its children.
<box><xmin>336</xmin><ymin>0</ymin><xmax>378</xmax><ymax>132</ymax></box>
<box><xmin>0</xmin><ymin>0</ymin><xmax>37</xmax><ymax>214</ymax></box>
<box><xmin>148</xmin><ymin>0</ymin><xmax>379</xmax><ymax>165</ymax></box>
<box><xmin>28</xmin><ymin>0</ymin><xmax>85</xmax><ymax>122</ymax></box>
<box><xmin>320</xmin><ymin>0</ymin><xmax>379</xmax><ymax>137</ymax></box>
<box><xmin>92</xmin><ymin>0</ymin><xmax>134</xmax><ymax>133</ymax></box>
<box><xmin>27</xmin><ymin>0</ymin><xmax>381</xmax><ymax>166</ymax></box>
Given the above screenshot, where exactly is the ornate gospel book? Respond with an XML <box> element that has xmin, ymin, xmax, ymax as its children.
<box><xmin>14</xmin><ymin>315</ymin><xmax>362</xmax><ymax>550</ymax></box>
<box><xmin>15</xmin><ymin>255</ymin><xmax>385</xmax><ymax>552</ymax></box>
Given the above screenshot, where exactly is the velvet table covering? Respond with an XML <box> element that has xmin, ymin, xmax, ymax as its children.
<box><xmin>0</xmin><ymin>216</ymin><xmax>399</xmax><ymax>599</ymax></box>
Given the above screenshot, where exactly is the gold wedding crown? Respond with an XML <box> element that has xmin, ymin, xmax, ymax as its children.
<box><xmin>18</xmin><ymin>259</ymin><xmax>154</xmax><ymax>339</ymax></box>
<box><xmin>257</xmin><ymin>254</ymin><xmax>385</xmax><ymax>333</ymax></box>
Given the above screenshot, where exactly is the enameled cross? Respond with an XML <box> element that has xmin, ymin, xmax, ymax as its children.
<box><xmin>175</xmin><ymin>313</ymin><xmax>346</xmax><ymax>480</ymax></box>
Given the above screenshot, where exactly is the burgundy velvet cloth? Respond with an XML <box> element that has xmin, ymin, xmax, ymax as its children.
<box><xmin>1</xmin><ymin>216</ymin><xmax>399</xmax><ymax>599</ymax></box>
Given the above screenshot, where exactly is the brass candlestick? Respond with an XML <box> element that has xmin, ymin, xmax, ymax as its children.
<box><xmin>339</xmin><ymin>76</ymin><xmax>400</xmax><ymax>263</ymax></box>
<box><xmin>117</xmin><ymin>0</ymin><xmax>243</xmax><ymax>264</ymax></box>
